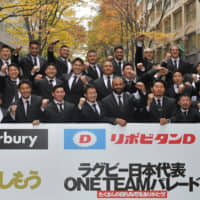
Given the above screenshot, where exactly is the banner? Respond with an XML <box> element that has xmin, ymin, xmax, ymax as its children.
<box><xmin>0</xmin><ymin>123</ymin><xmax>200</xmax><ymax>200</ymax></box>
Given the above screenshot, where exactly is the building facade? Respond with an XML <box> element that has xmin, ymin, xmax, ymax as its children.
<box><xmin>143</xmin><ymin>0</ymin><xmax>200</xmax><ymax>64</ymax></box>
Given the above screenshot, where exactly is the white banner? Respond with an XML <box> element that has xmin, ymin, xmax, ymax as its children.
<box><xmin>0</xmin><ymin>123</ymin><xmax>200</xmax><ymax>200</ymax></box>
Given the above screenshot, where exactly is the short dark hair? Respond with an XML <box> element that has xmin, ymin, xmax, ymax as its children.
<box><xmin>8</xmin><ymin>63</ymin><xmax>20</xmax><ymax>70</ymax></box>
<box><xmin>45</xmin><ymin>63</ymin><xmax>57</xmax><ymax>71</ymax></box>
<box><xmin>84</xmin><ymin>84</ymin><xmax>96</xmax><ymax>94</ymax></box>
<box><xmin>152</xmin><ymin>80</ymin><xmax>166</xmax><ymax>88</ymax></box>
<box><xmin>114</xmin><ymin>45</ymin><xmax>123</xmax><ymax>52</ymax></box>
<box><xmin>18</xmin><ymin>79</ymin><xmax>32</xmax><ymax>89</ymax></box>
<box><xmin>123</xmin><ymin>63</ymin><xmax>134</xmax><ymax>71</ymax></box>
<box><xmin>87</xmin><ymin>50</ymin><xmax>97</xmax><ymax>55</ymax></box>
<box><xmin>72</xmin><ymin>57</ymin><xmax>84</xmax><ymax>65</ymax></box>
<box><xmin>178</xmin><ymin>94</ymin><xmax>191</xmax><ymax>101</ymax></box>
<box><xmin>60</xmin><ymin>45</ymin><xmax>69</xmax><ymax>50</ymax></box>
<box><xmin>52</xmin><ymin>85</ymin><xmax>65</xmax><ymax>93</ymax></box>
<box><xmin>0</xmin><ymin>45</ymin><xmax>11</xmax><ymax>51</ymax></box>
<box><xmin>29</xmin><ymin>40</ymin><xmax>40</xmax><ymax>47</ymax></box>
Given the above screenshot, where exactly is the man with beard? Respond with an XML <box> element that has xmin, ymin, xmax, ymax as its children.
<box><xmin>48</xmin><ymin>40</ymin><xmax>72</xmax><ymax>78</ymax></box>
<box><xmin>112</xmin><ymin>46</ymin><xmax>126</xmax><ymax>76</ymax></box>
<box><xmin>102</xmin><ymin>77</ymin><xmax>129</xmax><ymax>126</ymax></box>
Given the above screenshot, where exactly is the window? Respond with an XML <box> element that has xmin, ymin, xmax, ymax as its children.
<box><xmin>174</xmin><ymin>9</ymin><xmax>182</xmax><ymax>31</ymax></box>
<box><xmin>187</xmin><ymin>32</ymin><xmax>197</xmax><ymax>53</ymax></box>
<box><xmin>164</xmin><ymin>17</ymin><xmax>171</xmax><ymax>33</ymax></box>
<box><xmin>185</xmin><ymin>0</ymin><xmax>196</xmax><ymax>23</ymax></box>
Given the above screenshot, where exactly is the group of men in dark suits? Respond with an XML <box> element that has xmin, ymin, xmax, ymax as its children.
<box><xmin>0</xmin><ymin>36</ymin><xmax>200</xmax><ymax>125</ymax></box>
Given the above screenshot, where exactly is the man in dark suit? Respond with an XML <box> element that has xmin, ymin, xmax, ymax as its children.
<box><xmin>0</xmin><ymin>45</ymin><xmax>12</xmax><ymax>73</ymax></box>
<box><xmin>171</xmin><ymin>95</ymin><xmax>200</xmax><ymax>123</ymax></box>
<box><xmin>161</xmin><ymin>45</ymin><xmax>194</xmax><ymax>78</ymax></box>
<box><xmin>135</xmin><ymin>35</ymin><xmax>156</xmax><ymax>78</ymax></box>
<box><xmin>13</xmin><ymin>40</ymin><xmax>47</xmax><ymax>79</ymax></box>
<box><xmin>0</xmin><ymin>94</ymin><xmax>8</xmax><ymax>123</ymax></box>
<box><xmin>0</xmin><ymin>64</ymin><xmax>21</xmax><ymax>108</ymax></box>
<box><xmin>43</xmin><ymin>85</ymin><xmax>78</xmax><ymax>123</ymax></box>
<box><xmin>47</xmin><ymin>40</ymin><xmax>72</xmax><ymax>78</ymax></box>
<box><xmin>112</xmin><ymin>46</ymin><xmax>126</xmax><ymax>76</ymax></box>
<box><xmin>146</xmin><ymin>80</ymin><xmax>176</xmax><ymax>125</ymax></box>
<box><xmin>166</xmin><ymin>71</ymin><xmax>196</xmax><ymax>100</ymax></box>
<box><xmin>34</xmin><ymin>63</ymin><xmax>63</xmax><ymax>100</ymax></box>
<box><xmin>122</xmin><ymin>63</ymin><xmax>138</xmax><ymax>93</ymax></box>
<box><xmin>85</xmin><ymin>50</ymin><xmax>102</xmax><ymax>80</ymax></box>
<box><xmin>62</xmin><ymin>57</ymin><xmax>92</xmax><ymax>105</ymax></box>
<box><xmin>3</xmin><ymin>79</ymin><xmax>48</xmax><ymax>124</ymax></box>
<box><xmin>102</xmin><ymin>77</ymin><xmax>129</xmax><ymax>126</ymax></box>
<box><xmin>93</xmin><ymin>61</ymin><xmax>115</xmax><ymax>100</ymax></box>
<box><xmin>78</xmin><ymin>84</ymin><xmax>114</xmax><ymax>123</ymax></box>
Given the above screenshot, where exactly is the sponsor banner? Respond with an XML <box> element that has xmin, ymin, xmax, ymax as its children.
<box><xmin>0</xmin><ymin>123</ymin><xmax>200</xmax><ymax>200</ymax></box>
<box><xmin>0</xmin><ymin>129</ymin><xmax>48</xmax><ymax>149</ymax></box>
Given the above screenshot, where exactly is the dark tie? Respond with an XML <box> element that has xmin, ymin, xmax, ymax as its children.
<box><xmin>58</xmin><ymin>103</ymin><xmax>63</xmax><ymax>112</ymax></box>
<box><xmin>26</xmin><ymin>100</ymin><xmax>30</xmax><ymax>116</ymax></box>
<box><xmin>5</xmin><ymin>61</ymin><xmax>9</xmax><ymax>66</ymax></box>
<box><xmin>92</xmin><ymin>103</ymin><xmax>99</xmax><ymax>115</ymax></box>
<box><xmin>157</xmin><ymin>99</ymin><xmax>162</xmax><ymax>107</ymax></box>
<box><xmin>183</xmin><ymin>111</ymin><xmax>187</xmax><ymax>118</ymax></box>
<box><xmin>107</xmin><ymin>76</ymin><xmax>112</xmax><ymax>90</ymax></box>
<box><xmin>118</xmin><ymin>61</ymin><xmax>121</xmax><ymax>68</ymax></box>
<box><xmin>71</xmin><ymin>75</ymin><xmax>77</xmax><ymax>89</ymax></box>
<box><xmin>12</xmin><ymin>80</ymin><xmax>19</xmax><ymax>102</ymax></box>
<box><xmin>49</xmin><ymin>79</ymin><xmax>54</xmax><ymax>88</ymax></box>
<box><xmin>33</xmin><ymin>57</ymin><xmax>37</xmax><ymax>66</ymax></box>
<box><xmin>118</xmin><ymin>95</ymin><xmax>123</xmax><ymax>107</ymax></box>
<box><xmin>174</xmin><ymin>60</ymin><xmax>177</xmax><ymax>69</ymax></box>
<box><xmin>92</xmin><ymin>65</ymin><xmax>98</xmax><ymax>78</ymax></box>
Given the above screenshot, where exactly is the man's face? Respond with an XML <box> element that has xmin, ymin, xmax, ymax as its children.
<box><xmin>173</xmin><ymin>72</ymin><xmax>183</xmax><ymax>85</ymax></box>
<box><xmin>178</xmin><ymin>96</ymin><xmax>191</xmax><ymax>110</ymax></box>
<box><xmin>8</xmin><ymin>66</ymin><xmax>19</xmax><ymax>80</ymax></box>
<box><xmin>45</xmin><ymin>65</ymin><xmax>57</xmax><ymax>78</ymax></box>
<box><xmin>60</xmin><ymin>47</ymin><xmax>69</xmax><ymax>59</ymax></box>
<box><xmin>103</xmin><ymin>61</ymin><xmax>114</xmax><ymax>75</ymax></box>
<box><xmin>85</xmin><ymin>88</ymin><xmax>97</xmax><ymax>103</ymax></box>
<box><xmin>170</xmin><ymin>46</ymin><xmax>180</xmax><ymax>59</ymax></box>
<box><xmin>114</xmin><ymin>48</ymin><xmax>123</xmax><ymax>60</ymax></box>
<box><xmin>151</xmin><ymin>82</ymin><xmax>165</xmax><ymax>97</ymax></box>
<box><xmin>112</xmin><ymin>78</ymin><xmax>125</xmax><ymax>94</ymax></box>
<box><xmin>144</xmin><ymin>50</ymin><xmax>153</xmax><ymax>61</ymax></box>
<box><xmin>19</xmin><ymin>83</ymin><xmax>32</xmax><ymax>99</ymax></box>
<box><xmin>123</xmin><ymin>65</ymin><xmax>135</xmax><ymax>79</ymax></box>
<box><xmin>52</xmin><ymin>88</ymin><xmax>66</xmax><ymax>102</ymax></box>
<box><xmin>0</xmin><ymin>47</ymin><xmax>11</xmax><ymax>60</ymax></box>
<box><xmin>87</xmin><ymin>52</ymin><xmax>97</xmax><ymax>64</ymax></box>
<box><xmin>72</xmin><ymin>60</ymin><xmax>84</xmax><ymax>75</ymax></box>
<box><xmin>30</xmin><ymin>44</ymin><xmax>40</xmax><ymax>57</ymax></box>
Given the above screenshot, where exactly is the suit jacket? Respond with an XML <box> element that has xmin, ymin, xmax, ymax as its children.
<box><xmin>62</xmin><ymin>73</ymin><xmax>92</xmax><ymax>105</ymax></box>
<box><xmin>93</xmin><ymin>76</ymin><xmax>115</xmax><ymax>100</ymax></box>
<box><xmin>162</xmin><ymin>59</ymin><xmax>194</xmax><ymax>76</ymax></box>
<box><xmin>48</xmin><ymin>51</ymin><xmax>71</xmax><ymax>78</ymax></box>
<box><xmin>86</xmin><ymin>64</ymin><xmax>103</xmax><ymax>80</ymax></box>
<box><xmin>34</xmin><ymin>77</ymin><xmax>63</xmax><ymax>99</ymax></box>
<box><xmin>0</xmin><ymin>106</ymin><xmax>8</xmax><ymax>123</ymax></box>
<box><xmin>147</xmin><ymin>96</ymin><xmax>176</xmax><ymax>122</ymax></box>
<box><xmin>79</xmin><ymin>101</ymin><xmax>114</xmax><ymax>123</ymax></box>
<box><xmin>135</xmin><ymin>44</ymin><xmax>155</xmax><ymax>78</ymax></box>
<box><xmin>13</xmin><ymin>53</ymin><xmax>47</xmax><ymax>79</ymax></box>
<box><xmin>112</xmin><ymin>60</ymin><xmax>126</xmax><ymax>76</ymax></box>
<box><xmin>0</xmin><ymin>76</ymin><xmax>20</xmax><ymax>108</ymax></box>
<box><xmin>171</xmin><ymin>107</ymin><xmax>200</xmax><ymax>123</ymax></box>
<box><xmin>3</xmin><ymin>95</ymin><xmax>43</xmax><ymax>123</ymax></box>
<box><xmin>43</xmin><ymin>100</ymin><xmax>78</xmax><ymax>123</ymax></box>
<box><xmin>123</xmin><ymin>77</ymin><xmax>137</xmax><ymax>93</ymax></box>
<box><xmin>102</xmin><ymin>92</ymin><xmax>130</xmax><ymax>120</ymax></box>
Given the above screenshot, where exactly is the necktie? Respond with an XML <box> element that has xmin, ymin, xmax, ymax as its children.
<box><xmin>92</xmin><ymin>65</ymin><xmax>98</xmax><ymax>78</ymax></box>
<box><xmin>174</xmin><ymin>60</ymin><xmax>177</xmax><ymax>69</ymax></box>
<box><xmin>71</xmin><ymin>75</ymin><xmax>77</xmax><ymax>89</ymax></box>
<box><xmin>33</xmin><ymin>57</ymin><xmax>37</xmax><ymax>66</ymax></box>
<box><xmin>183</xmin><ymin>111</ymin><xmax>187</xmax><ymax>118</ymax></box>
<box><xmin>118</xmin><ymin>61</ymin><xmax>121</xmax><ymax>68</ymax></box>
<box><xmin>5</xmin><ymin>61</ymin><xmax>9</xmax><ymax>66</ymax></box>
<box><xmin>49</xmin><ymin>79</ymin><xmax>54</xmax><ymax>88</ymax></box>
<box><xmin>26</xmin><ymin>100</ymin><xmax>30</xmax><ymax>116</ymax></box>
<box><xmin>12</xmin><ymin>80</ymin><xmax>19</xmax><ymax>102</ymax></box>
<box><xmin>92</xmin><ymin>103</ymin><xmax>99</xmax><ymax>115</ymax></box>
<box><xmin>107</xmin><ymin>76</ymin><xmax>112</xmax><ymax>90</ymax></box>
<box><xmin>118</xmin><ymin>95</ymin><xmax>122</xmax><ymax>107</ymax></box>
<box><xmin>58</xmin><ymin>103</ymin><xmax>63</xmax><ymax>112</ymax></box>
<box><xmin>157</xmin><ymin>99</ymin><xmax>162</xmax><ymax>107</ymax></box>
